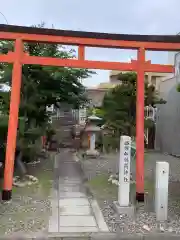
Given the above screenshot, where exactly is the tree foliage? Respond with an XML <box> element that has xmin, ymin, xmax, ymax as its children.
<box><xmin>0</xmin><ymin>23</ymin><xmax>93</xmax><ymax>162</ymax></box>
<box><xmin>102</xmin><ymin>72</ymin><xmax>165</xmax><ymax>138</ymax></box>
<box><xmin>176</xmin><ymin>83</ymin><xmax>180</xmax><ymax>93</ymax></box>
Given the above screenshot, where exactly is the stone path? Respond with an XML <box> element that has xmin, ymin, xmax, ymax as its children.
<box><xmin>48</xmin><ymin>149</ymin><xmax>109</xmax><ymax>234</ymax></box>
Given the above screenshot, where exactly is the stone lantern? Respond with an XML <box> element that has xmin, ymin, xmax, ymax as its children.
<box><xmin>84</xmin><ymin>111</ymin><xmax>102</xmax><ymax>156</ymax></box>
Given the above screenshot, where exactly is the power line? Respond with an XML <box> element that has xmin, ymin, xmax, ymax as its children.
<box><xmin>0</xmin><ymin>12</ymin><xmax>8</xmax><ymax>24</ymax></box>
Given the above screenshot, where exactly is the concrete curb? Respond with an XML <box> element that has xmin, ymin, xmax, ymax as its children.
<box><xmin>73</xmin><ymin>152</ymin><xmax>94</xmax><ymax>198</ymax></box>
<box><xmin>91</xmin><ymin>233</ymin><xmax>180</xmax><ymax>239</ymax></box>
<box><xmin>3</xmin><ymin>232</ymin><xmax>180</xmax><ymax>239</ymax></box>
<box><xmin>90</xmin><ymin>198</ymin><xmax>109</xmax><ymax>232</ymax></box>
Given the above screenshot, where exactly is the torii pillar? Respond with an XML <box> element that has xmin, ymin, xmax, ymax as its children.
<box><xmin>2</xmin><ymin>39</ymin><xmax>23</xmax><ymax>201</ymax></box>
<box><xmin>136</xmin><ymin>47</ymin><xmax>145</xmax><ymax>202</ymax></box>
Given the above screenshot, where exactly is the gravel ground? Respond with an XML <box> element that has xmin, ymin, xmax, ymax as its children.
<box><xmin>0</xmin><ymin>152</ymin><xmax>55</xmax><ymax>237</ymax></box>
<box><xmin>79</xmin><ymin>151</ymin><xmax>180</xmax><ymax>235</ymax></box>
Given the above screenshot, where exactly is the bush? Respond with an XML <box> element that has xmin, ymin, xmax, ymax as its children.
<box><xmin>102</xmin><ymin>135</ymin><xmax>119</xmax><ymax>152</ymax></box>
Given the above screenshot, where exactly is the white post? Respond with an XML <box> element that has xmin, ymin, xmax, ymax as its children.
<box><xmin>118</xmin><ymin>135</ymin><xmax>131</xmax><ymax>207</ymax></box>
<box><xmin>155</xmin><ymin>161</ymin><xmax>169</xmax><ymax>221</ymax></box>
<box><xmin>90</xmin><ymin>133</ymin><xmax>96</xmax><ymax>151</ymax></box>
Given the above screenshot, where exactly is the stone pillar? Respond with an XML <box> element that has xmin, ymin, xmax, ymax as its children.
<box><xmin>118</xmin><ymin>135</ymin><xmax>131</xmax><ymax>206</ymax></box>
<box><xmin>155</xmin><ymin>161</ymin><xmax>169</xmax><ymax>221</ymax></box>
<box><xmin>113</xmin><ymin>135</ymin><xmax>134</xmax><ymax>217</ymax></box>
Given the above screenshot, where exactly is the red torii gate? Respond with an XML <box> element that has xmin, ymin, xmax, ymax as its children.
<box><xmin>0</xmin><ymin>24</ymin><xmax>177</xmax><ymax>201</ymax></box>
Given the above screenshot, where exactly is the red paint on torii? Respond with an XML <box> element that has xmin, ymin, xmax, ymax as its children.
<box><xmin>0</xmin><ymin>24</ymin><xmax>176</xmax><ymax>201</ymax></box>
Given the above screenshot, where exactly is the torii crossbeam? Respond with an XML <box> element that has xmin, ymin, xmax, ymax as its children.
<box><xmin>0</xmin><ymin>24</ymin><xmax>177</xmax><ymax>201</ymax></box>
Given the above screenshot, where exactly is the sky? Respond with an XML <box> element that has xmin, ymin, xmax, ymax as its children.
<box><xmin>0</xmin><ymin>0</ymin><xmax>180</xmax><ymax>87</ymax></box>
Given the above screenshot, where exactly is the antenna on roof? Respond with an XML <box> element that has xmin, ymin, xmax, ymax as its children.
<box><xmin>0</xmin><ymin>12</ymin><xmax>8</xmax><ymax>24</ymax></box>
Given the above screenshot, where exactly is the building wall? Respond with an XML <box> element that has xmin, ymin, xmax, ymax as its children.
<box><xmin>110</xmin><ymin>71</ymin><xmax>170</xmax><ymax>91</ymax></box>
<box><xmin>168</xmin><ymin>51</ymin><xmax>177</xmax><ymax>65</ymax></box>
<box><xmin>86</xmin><ymin>89</ymin><xmax>106</xmax><ymax>107</ymax></box>
<box><xmin>110</xmin><ymin>75</ymin><xmax>119</xmax><ymax>83</ymax></box>
<box><xmin>86</xmin><ymin>72</ymin><xmax>170</xmax><ymax>108</ymax></box>
<box><xmin>155</xmin><ymin>75</ymin><xmax>180</xmax><ymax>156</ymax></box>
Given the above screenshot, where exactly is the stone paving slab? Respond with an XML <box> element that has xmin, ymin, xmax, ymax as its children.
<box><xmin>59</xmin><ymin>198</ymin><xmax>90</xmax><ymax>206</ymax></box>
<box><xmin>59</xmin><ymin>191</ymin><xmax>86</xmax><ymax>198</ymax></box>
<box><xmin>59</xmin><ymin>185</ymin><xmax>84</xmax><ymax>192</ymax></box>
<box><xmin>60</xmin><ymin>181</ymin><xmax>82</xmax><ymax>186</ymax></box>
<box><xmin>59</xmin><ymin>205</ymin><xmax>91</xmax><ymax>216</ymax></box>
<box><xmin>59</xmin><ymin>216</ymin><xmax>97</xmax><ymax>227</ymax></box>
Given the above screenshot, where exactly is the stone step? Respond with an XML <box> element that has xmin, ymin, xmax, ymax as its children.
<box><xmin>56</xmin><ymin>130</ymin><xmax>72</xmax><ymax>135</ymax></box>
<box><xmin>59</xmin><ymin>126</ymin><xmax>72</xmax><ymax>130</ymax></box>
<box><xmin>58</xmin><ymin>226</ymin><xmax>98</xmax><ymax>233</ymax></box>
<box><xmin>59</xmin><ymin>216</ymin><xmax>97</xmax><ymax>227</ymax></box>
<box><xmin>59</xmin><ymin>192</ymin><xmax>86</xmax><ymax>199</ymax></box>
<box><xmin>55</xmin><ymin>130</ymin><xmax>73</xmax><ymax>135</ymax></box>
<box><xmin>59</xmin><ymin>205</ymin><xmax>91</xmax><ymax>215</ymax></box>
<box><xmin>55</xmin><ymin>136</ymin><xmax>73</xmax><ymax>141</ymax></box>
<box><xmin>53</xmin><ymin>123</ymin><xmax>75</xmax><ymax>128</ymax></box>
<box><xmin>58</xmin><ymin>185</ymin><xmax>85</xmax><ymax>192</ymax></box>
<box><xmin>59</xmin><ymin>198</ymin><xmax>90</xmax><ymax>207</ymax></box>
<box><xmin>58</xmin><ymin>140</ymin><xmax>74</xmax><ymax>145</ymax></box>
<box><xmin>56</xmin><ymin>133</ymin><xmax>72</xmax><ymax>139</ymax></box>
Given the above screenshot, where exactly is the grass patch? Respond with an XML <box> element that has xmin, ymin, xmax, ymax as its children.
<box><xmin>11</xmin><ymin>152</ymin><xmax>54</xmax><ymax>196</ymax></box>
<box><xmin>87</xmin><ymin>174</ymin><xmax>118</xmax><ymax>201</ymax></box>
<box><xmin>87</xmin><ymin>174</ymin><xmax>155</xmax><ymax>204</ymax></box>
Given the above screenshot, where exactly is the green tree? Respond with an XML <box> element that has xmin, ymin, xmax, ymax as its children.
<box><xmin>0</xmin><ymin>23</ymin><xmax>93</xmax><ymax>162</ymax></box>
<box><xmin>102</xmin><ymin>72</ymin><xmax>165</xmax><ymax>138</ymax></box>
